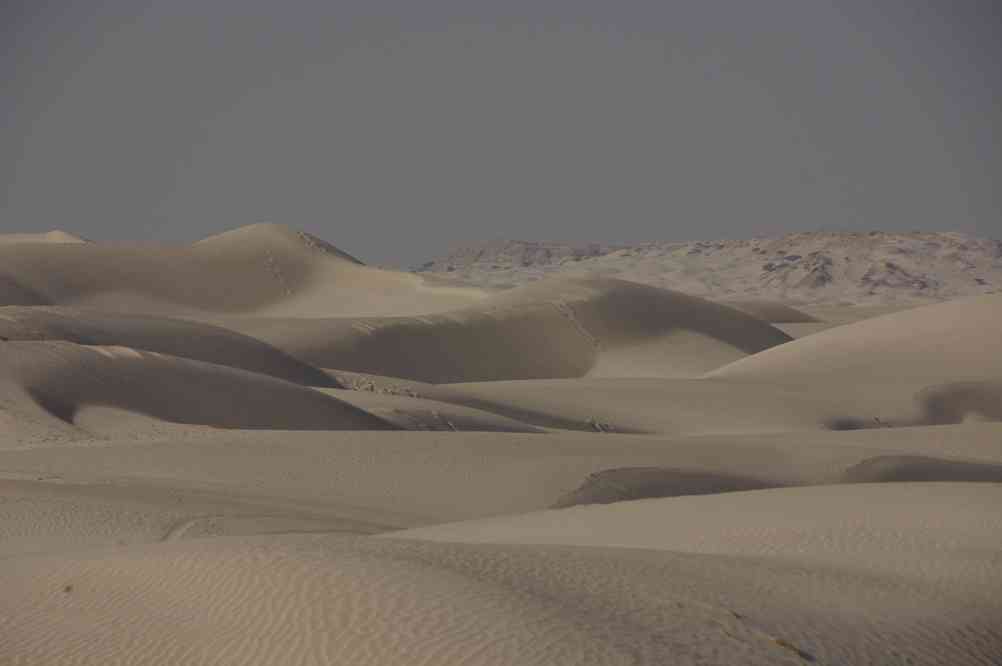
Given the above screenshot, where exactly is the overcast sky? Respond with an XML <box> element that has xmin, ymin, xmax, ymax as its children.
<box><xmin>2</xmin><ymin>1</ymin><xmax>999</xmax><ymax>265</ymax></box>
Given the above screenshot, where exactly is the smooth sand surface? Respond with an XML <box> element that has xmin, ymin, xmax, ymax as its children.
<box><xmin>1</xmin><ymin>226</ymin><xmax>1000</xmax><ymax>664</ymax></box>
<box><xmin>0</xmin><ymin>223</ymin><xmax>486</xmax><ymax>316</ymax></box>
<box><xmin>220</xmin><ymin>277</ymin><xmax>792</xmax><ymax>382</ymax></box>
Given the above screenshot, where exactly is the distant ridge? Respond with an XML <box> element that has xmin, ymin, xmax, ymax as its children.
<box><xmin>196</xmin><ymin>223</ymin><xmax>364</xmax><ymax>265</ymax></box>
<box><xmin>0</xmin><ymin>230</ymin><xmax>89</xmax><ymax>244</ymax></box>
<box><xmin>415</xmin><ymin>231</ymin><xmax>1002</xmax><ymax>305</ymax></box>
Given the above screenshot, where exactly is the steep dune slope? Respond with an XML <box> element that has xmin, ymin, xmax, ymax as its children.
<box><xmin>226</xmin><ymin>278</ymin><xmax>791</xmax><ymax>382</ymax></box>
<box><xmin>3</xmin><ymin>424</ymin><xmax>999</xmax><ymax>549</ymax></box>
<box><xmin>0</xmin><ymin>341</ymin><xmax>394</xmax><ymax>433</ymax></box>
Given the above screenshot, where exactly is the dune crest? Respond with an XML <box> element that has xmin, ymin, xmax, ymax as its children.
<box><xmin>0</xmin><ymin>223</ymin><xmax>485</xmax><ymax>316</ymax></box>
<box><xmin>227</xmin><ymin>278</ymin><xmax>791</xmax><ymax>382</ymax></box>
<box><xmin>0</xmin><ymin>230</ymin><xmax>88</xmax><ymax>244</ymax></box>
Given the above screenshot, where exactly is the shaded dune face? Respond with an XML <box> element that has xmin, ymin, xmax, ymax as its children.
<box><xmin>0</xmin><ymin>273</ymin><xmax>49</xmax><ymax>307</ymax></box>
<box><xmin>716</xmin><ymin>299</ymin><xmax>818</xmax><ymax>323</ymax></box>
<box><xmin>841</xmin><ymin>455</ymin><xmax>1002</xmax><ymax>483</ymax></box>
<box><xmin>551</xmin><ymin>466</ymin><xmax>778</xmax><ymax>508</ymax></box>
<box><xmin>229</xmin><ymin>278</ymin><xmax>792</xmax><ymax>383</ymax></box>
<box><xmin>0</xmin><ymin>341</ymin><xmax>394</xmax><ymax>431</ymax></box>
<box><xmin>552</xmin><ymin>452</ymin><xmax>1002</xmax><ymax>510</ymax></box>
<box><xmin>0</xmin><ymin>306</ymin><xmax>336</xmax><ymax>387</ymax></box>
<box><xmin>915</xmin><ymin>381</ymin><xmax>1002</xmax><ymax>425</ymax></box>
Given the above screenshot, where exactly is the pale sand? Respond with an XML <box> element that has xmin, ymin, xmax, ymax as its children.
<box><xmin>1</xmin><ymin>225</ymin><xmax>1000</xmax><ymax>664</ymax></box>
<box><xmin>218</xmin><ymin>277</ymin><xmax>792</xmax><ymax>382</ymax></box>
<box><xmin>0</xmin><ymin>223</ymin><xmax>486</xmax><ymax>315</ymax></box>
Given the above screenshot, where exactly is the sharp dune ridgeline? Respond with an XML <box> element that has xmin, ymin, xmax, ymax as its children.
<box><xmin>1</xmin><ymin>225</ymin><xmax>1001</xmax><ymax>665</ymax></box>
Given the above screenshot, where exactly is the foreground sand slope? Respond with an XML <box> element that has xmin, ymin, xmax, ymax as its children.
<box><xmin>0</xmin><ymin>341</ymin><xmax>393</xmax><ymax>436</ymax></box>
<box><xmin>393</xmin><ymin>483</ymin><xmax>1002</xmax><ymax>664</ymax></box>
<box><xmin>226</xmin><ymin>278</ymin><xmax>792</xmax><ymax>382</ymax></box>
<box><xmin>0</xmin><ymin>223</ymin><xmax>484</xmax><ymax>316</ymax></box>
<box><xmin>2</xmin><ymin>526</ymin><xmax>999</xmax><ymax>665</ymax></box>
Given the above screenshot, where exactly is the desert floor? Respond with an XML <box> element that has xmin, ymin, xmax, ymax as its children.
<box><xmin>1</xmin><ymin>225</ymin><xmax>1000</xmax><ymax>665</ymax></box>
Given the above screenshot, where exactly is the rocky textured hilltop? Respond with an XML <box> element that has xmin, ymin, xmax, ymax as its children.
<box><xmin>415</xmin><ymin>231</ymin><xmax>1002</xmax><ymax>304</ymax></box>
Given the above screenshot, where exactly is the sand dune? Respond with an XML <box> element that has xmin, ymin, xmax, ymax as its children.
<box><xmin>225</xmin><ymin>278</ymin><xmax>791</xmax><ymax>382</ymax></box>
<box><xmin>0</xmin><ymin>223</ymin><xmax>485</xmax><ymax>316</ymax></box>
<box><xmin>0</xmin><ymin>340</ymin><xmax>393</xmax><ymax>434</ymax></box>
<box><xmin>394</xmin><ymin>482</ymin><xmax>1002</xmax><ymax>586</ymax></box>
<box><xmin>1</xmin><ymin>424</ymin><xmax>999</xmax><ymax>550</ymax></box>
<box><xmin>439</xmin><ymin>377</ymin><xmax>892</xmax><ymax>435</ymax></box>
<box><xmin>0</xmin><ymin>306</ymin><xmax>336</xmax><ymax>387</ymax></box>
<box><xmin>0</xmin><ymin>534</ymin><xmax>827</xmax><ymax>665</ymax></box>
<box><xmin>320</xmin><ymin>388</ymin><xmax>544</xmax><ymax>433</ymax></box>
<box><xmin>2</xmin><ymin>225</ymin><xmax>1001</xmax><ymax>665</ymax></box>
<box><xmin>710</xmin><ymin>294</ymin><xmax>1002</xmax><ymax>385</ymax></box>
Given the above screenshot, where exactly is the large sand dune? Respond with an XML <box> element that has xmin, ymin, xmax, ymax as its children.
<box><xmin>711</xmin><ymin>294</ymin><xmax>1002</xmax><ymax>383</ymax></box>
<box><xmin>0</xmin><ymin>223</ymin><xmax>484</xmax><ymax>316</ymax></box>
<box><xmin>2</xmin><ymin>225</ymin><xmax>1001</xmax><ymax>664</ymax></box>
<box><xmin>224</xmin><ymin>278</ymin><xmax>791</xmax><ymax>382</ymax></box>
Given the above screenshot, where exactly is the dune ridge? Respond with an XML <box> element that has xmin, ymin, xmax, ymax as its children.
<box><xmin>224</xmin><ymin>278</ymin><xmax>792</xmax><ymax>382</ymax></box>
<box><xmin>0</xmin><ymin>223</ymin><xmax>485</xmax><ymax>316</ymax></box>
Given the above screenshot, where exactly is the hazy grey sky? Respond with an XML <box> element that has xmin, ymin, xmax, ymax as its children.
<box><xmin>2</xmin><ymin>1</ymin><xmax>999</xmax><ymax>265</ymax></box>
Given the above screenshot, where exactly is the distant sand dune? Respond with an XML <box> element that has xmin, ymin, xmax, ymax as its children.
<box><xmin>0</xmin><ymin>230</ymin><xmax>88</xmax><ymax>244</ymax></box>
<box><xmin>0</xmin><ymin>223</ymin><xmax>485</xmax><ymax>316</ymax></box>
<box><xmin>0</xmin><ymin>341</ymin><xmax>394</xmax><ymax>432</ymax></box>
<box><xmin>225</xmin><ymin>278</ymin><xmax>791</xmax><ymax>382</ymax></box>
